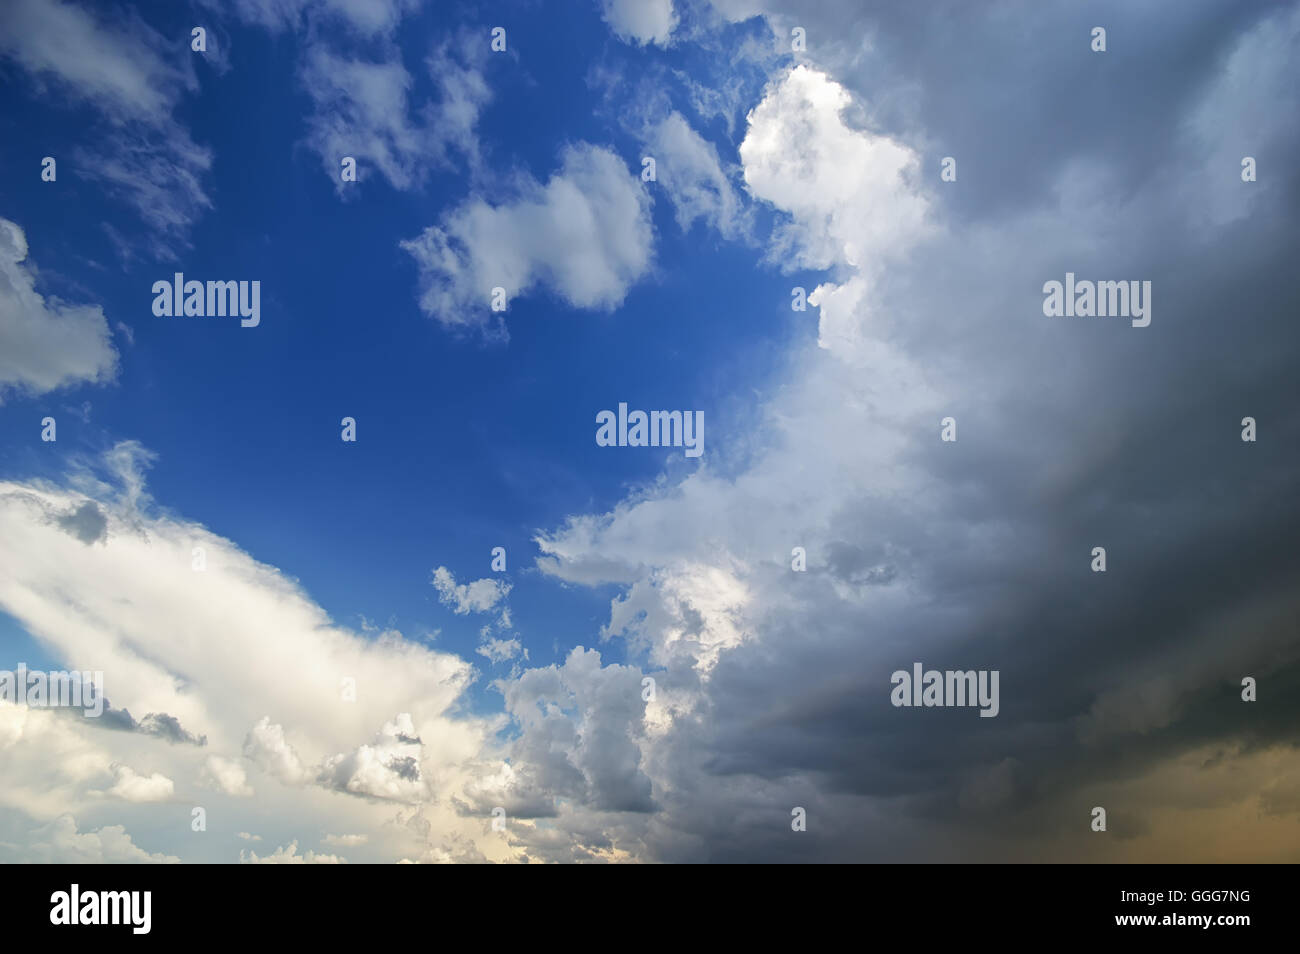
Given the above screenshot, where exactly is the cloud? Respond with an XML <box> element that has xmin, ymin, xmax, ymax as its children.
<box><xmin>100</xmin><ymin>764</ymin><xmax>175</xmax><ymax>803</ymax></box>
<box><xmin>401</xmin><ymin>143</ymin><xmax>654</xmax><ymax>338</ymax></box>
<box><xmin>645</xmin><ymin>112</ymin><xmax>747</xmax><ymax>239</ymax></box>
<box><xmin>0</xmin><ymin>0</ymin><xmax>213</xmax><ymax>251</ymax></box>
<box><xmin>433</xmin><ymin>567</ymin><xmax>521</xmax><ymax>666</ymax></box>
<box><xmin>740</xmin><ymin>63</ymin><xmax>931</xmax><ymax>271</ymax></box>
<box><xmin>431</xmin><ymin>566</ymin><xmax>510</xmax><ymax>615</ymax></box>
<box><xmin>90</xmin><ymin>701</ymin><xmax>207</xmax><ymax>746</ymax></box>
<box><xmin>133</xmin><ymin>712</ymin><xmax>206</xmax><ymax>746</ymax></box>
<box><xmin>0</xmin><ymin>702</ymin><xmax>119</xmax><ymax>821</ymax></box>
<box><xmin>0</xmin><ymin>218</ymin><xmax>118</xmax><ymax>399</ymax></box>
<box><xmin>316</xmin><ymin>714</ymin><xmax>427</xmax><ymax>802</ymax></box>
<box><xmin>204</xmin><ymin>756</ymin><xmax>254</xmax><ymax>797</ymax></box>
<box><xmin>510</xmin><ymin>2</ymin><xmax>1300</xmax><ymax>862</ymax></box>
<box><xmin>422</xmin><ymin>41</ymin><xmax>493</xmax><ymax>172</ymax></box>
<box><xmin>81</xmin><ymin>124</ymin><xmax>214</xmax><ymax>254</ymax></box>
<box><xmin>476</xmin><ymin>637</ymin><xmax>523</xmax><ymax>665</ymax></box>
<box><xmin>3</xmin><ymin>0</ymin><xmax>1298</xmax><ymax>865</ymax></box>
<box><xmin>53</xmin><ymin>501</ymin><xmax>109</xmax><ymax>545</ymax></box>
<box><xmin>301</xmin><ymin>49</ymin><xmax>425</xmax><ymax>190</ymax></box>
<box><xmin>225</xmin><ymin>0</ymin><xmax>417</xmax><ymax>37</ymax></box>
<box><xmin>223</xmin><ymin>0</ymin><xmax>489</xmax><ymax>193</ymax></box>
<box><xmin>242</xmin><ymin>718</ymin><xmax>310</xmax><ymax>786</ymax></box>
<box><xmin>240</xmin><ymin>840</ymin><xmax>346</xmax><ymax>864</ymax></box>
<box><xmin>481</xmin><ymin>647</ymin><xmax>657</xmax><ymax>821</ymax></box>
<box><xmin>0</xmin><ymin>0</ymin><xmax>191</xmax><ymax>122</ymax></box>
<box><xmin>299</xmin><ymin>42</ymin><xmax>489</xmax><ymax>193</ymax></box>
<box><xmin>322</xmin><ymin>832</ymin><xmax>367</xmax><ymax>846</ymax></box>
<box><xmin>0</xmin><ymin>445</ymin><xmax>518</xmax><ymax>862</ymax></box>
<box><xmin>739</xmin><ymin>65</ymin><xmax>938</xmax><ymax>365</ymax></box>
<box><xmin>0</xmin><ymin>813</ymin><xmax>178</xmax><ymax>863</ymax></box>
<box><xmin>599</xmin><ymin>0</ymin><xmax>677</xmax><ymax>47</ymax></box>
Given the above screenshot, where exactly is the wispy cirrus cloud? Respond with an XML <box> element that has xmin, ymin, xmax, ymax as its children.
<box><xmin>0</xmin><ymin>0</ymin><xmax>214</xmax><ymax>255</ymax></box>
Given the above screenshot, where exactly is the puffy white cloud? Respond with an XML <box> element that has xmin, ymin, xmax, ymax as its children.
<box><xmin>2</xmin><ymin>813</ymin><xmax>179</xmax><ymax>864</ymax></box>
<box><xmin>476</xmin><ymin>637</ymin><xmax>523</xmax><ymax>665</ymax></box>
<box><xmin>401</xmin><ymin>144</ymin><xmax>654</xmax><ymax>338</ymax></box>
<box><xmin>740</xmin><ymin>64</ymin><xmax>931</xmax><ymax>270</ymax></box>
<box><xmin>0</xmin><ymin>458</ymin><xmax>481</xmax><ymax>763</ymax></box>
<box><xmin>0</xmin><ymin>218</ymin><xmax>118</xmax><ymax>399</ymax></box>
<box><xmin>316</xmin><ymin>714</ymin><xmax>427</xmax><ymax>802</ymax></box>
<box><xmin>604</xmin><ymin>563</ymin><xmax>752</xmax><ymax>673</ymax></box>
<box><xmin>738</xmin><ymin>66</ymin><xmax>939</xmax><ymax>364</ymax></box>
<box><xmin>431</xmin><ymin>566</ymin><xmax>510</xmax><ymax>615</ymax></box>
<box><xmin>240</xmin><ymin>840</ymin><xmax>345</xmax><ymax>864</ymax></box>
<box><xmin>0</xmin><ymin>702</ymin><xmax>115</xmax><ymax>821</ymax></box>
<box><xmin>599</xmin><ymin>0</ymin><xmax>677</xmax><ymax>47</ymax></box>
<box><xmin>0</xmin><ymin>445</ymin><xmax>518</xmax><ymax>862</ymax></box>
<box><xmin>101</xmin><ymin>764</ymin><xmax>174</xmax><ymax>803</ymax></box>
<box><xmin>243</xmin><ymin>718</ymin><xmax>310</xmax><ymax>786</ymax></box>
<box><xmin>203</xmin><ymin>755</ymin><xmax>254</xmax><ymax>797</ymax></box>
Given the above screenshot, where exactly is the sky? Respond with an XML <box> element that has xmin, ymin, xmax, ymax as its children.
<box><xmin>0</xmin><ymin>0</ymin><xmax>1297</xmax><ymax>863</ymax></box>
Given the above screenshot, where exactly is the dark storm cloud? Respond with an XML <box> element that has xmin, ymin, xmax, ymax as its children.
<box><xmin>710</xmin><ymin>0</ymin><xmax>1299</xmax><ymax>857</ymax></box>
<box><xmin>518</xmin><ymin>0</ymin><xmax>1300</xmax><ymax>861</ymax></box>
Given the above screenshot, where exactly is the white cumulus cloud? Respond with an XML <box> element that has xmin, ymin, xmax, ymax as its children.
<box><xmin>599</xmin><ymin>0</ymin><xmax>677</xmax><ymax>47</ymax></box>
<box><xmin>401</xmin><ymin>143</ymin><xmax>654</xmax><ymax>338</ymax></box>
<box><xmin>0</xmin><ymin>218</ymin><xmax>119</xmax><ymax>399</ymax></box>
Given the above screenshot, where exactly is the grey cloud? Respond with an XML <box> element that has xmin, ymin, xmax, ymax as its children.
<box><xmin>77</xmin><ymin>699</ymin><xmax>207</xmax><ymax>746</ymax></box>
<box><xmin>472</xmin><ymin>648</ymin><xmax>657</xmax><ymax>826</ymax></box>
<box><xmin>510</xmin><ymin>0</ymin><xmax>1300</xmax><ymax>861</ymax></box>
<box><xmin>55</xmin><ymin>501</ymin><xmax>108</xmax><ymax>545</ymax></box>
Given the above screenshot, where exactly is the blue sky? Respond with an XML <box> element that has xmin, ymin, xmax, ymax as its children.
<box><xmin>0</xmin><ymin>0</ymin><xmax>805</xmax><ymax>706</ymax></box>
<box><xmin>1</xmin><ymin>0</ymin><xmax>1298</xmax><ymax>864</ymax></box>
